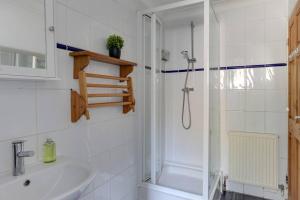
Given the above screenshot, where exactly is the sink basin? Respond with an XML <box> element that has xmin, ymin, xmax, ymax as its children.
<box><xmin>0</xmin><ymin>157</ymin><xmax>96</xmax><ymax>200</ymax></box>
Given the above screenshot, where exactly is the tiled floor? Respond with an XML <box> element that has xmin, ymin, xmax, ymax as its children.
<box><xmin>221</xmin><ymin>192</ymin><xmax>266</xmax><ymax>200</ymax></box>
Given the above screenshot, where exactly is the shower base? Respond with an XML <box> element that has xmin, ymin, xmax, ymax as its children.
<box><xmin>139</xmin><ymin>163</ymin><xmax>203</xmax><ymax>200</ymax></box>
<box><xmin>158</xmin><ymin>163</ymin><xmax>203</xmax><ymax>195</ymax></box>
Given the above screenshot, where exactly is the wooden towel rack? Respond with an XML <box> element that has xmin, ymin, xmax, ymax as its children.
<box><xmin>71</xmin><ymin>71</ymin><xmax>135</xmax><ymax>122</ymax></box>
<box><xmin>70</xmin><ymin>51</ymin><xmax>137</xmax><ymax>123</ymax></box>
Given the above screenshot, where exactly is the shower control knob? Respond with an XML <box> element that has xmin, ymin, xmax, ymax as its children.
<box><xmin>49</xmin><ymin>26</ymin><xmax>55</xmax><ymax>32</ymax></box>
<box><xmin>182</xmin><ymin>88</ymin><xmax>194</xmax><ymax>92</ymax></box>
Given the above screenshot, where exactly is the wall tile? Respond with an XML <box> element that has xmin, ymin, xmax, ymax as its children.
<box><xmin>88</xmin><ymin>0</ymin><xmax>122</xmax><ymax>30</ymax></box>
<box><xmin>265</xmin><ymin>19</ymin><xmax>287</xmax><ymax>42</ymax></box>
<box><xmin>54</xmin><ymin>2</ymin><xmax>67</xmax><ymax>43</ymax></box>
<box><xmin>245</xmin><ymin>90</ymin><xmax>265</xmax><ymax>111</ymax></box>
<box><xmin>226</xmin><ymin>89</ymin><xmax>245</xmax><ymax>111</ymax></box>
<box><xmin>245</xmin><ymin>112</ymin><xmax>265</xmax><ymax>133</ymax></box>
<box><xmin>79</xmin><ymin>192</ymin><xmax>95</xmax><ymax>200</ymax></box>
<box><xmin>89</xmin><ymin>22</ymin><xmax>110</xmax><ymax>54</ymax></box>
<box><xmin>264</xmin><ymin>42</ymin><xmax>287</xmax><ymax>64</ymax></box>
<box><xmin>221</xmin><ymin>7</ymin><xmax>246</xmax><ymax>25</ymax></box>
<box><xmin>279</xmin><ymin>158</ymin><xmax>287</xmax><ymax>183</ymax></box>
<box><xmin>265</xmin><ymin>0</ymin><xmax>288</xmax><ymax>19</ymax></box>
<box><xmin>224</xmin><ymin>23</ymin><xmax>245</xmax><ymax>45</ymax></box>
<box><xmin>66</xmin><ymin>9</ymin><xmax>91</xmax><ymax>50</ymax></box>
<box><xmin>36</xmin><ymin>89</ymin><xmax>69</xmax><ymax>133</ymax></box>
<box><xmin>0</xmin><ymin>88</ymin><xmax>36</xmax><ymax>141</ymax></box>
<box><xmin>265</xmin><ymin>67</ymin><xmax>288</xmax><ymax>90</ymax></box>
<box><xmin>65</xmin><ymin>0</ymin><xmax>89</xmax><ymax>16</ymax></box>
<box><xmin>246</xmin><ymin>20</ymin><xmax>265</xmax><ymax>45</ymax></box>
<box><xmin>0</xmin><ymin>79</ymin><xmax>35</xmax><ymax>89</ymax></box>
<box><xmin>226</xmin><ymin>69</ymin><xmax>245</xmax><ymax>90</ymax></box>
<box><xmin>91</xmin><ymin>152</ymin><xmax>111</xmax><ymax>189</ymax></box>
<box><xmin>110</xmin><ymin>166</ymin><xmax>136</xmax><ymax>200</ymax></box>
<box><xmin>227</xmin><ymin>111</ymin><xmax>245</xmax><ymax>131</ymax></box>
<box><xmin>246</xmin><ymin>68</ymin><xmax>265</xmax><ymax>90</ymax></box>
<box><xmin>246</xmin><ymin>44</ymin><xmax>265</xmax><ymax>65</ymax></box>
<box><xmin>265</xmin><ymin>112</ymin><xmax>288</xmax><ymax>134</ymax></box>
<box><xmin>224</xmin><ymin>44</ymin><xmax>246</xmax><ymax>66</ymax></box>
<box><xmin>121</xmin><ymin>189</ymin><xmax>138</xmax><ymax>200</ymax></box>
<box><xmin>88</xmin><ymin>123</ymin><xmax>112</xmax><ymax>156</ymax></box>
<box><xmin>37</xmin><ymin>123</ymin><xmax>89</xmax><ymax>162</ymax></box>
<box><xmin>94</xmin><ymin>182</ymin><xmax>110</xmax><ymax>200</ymax></box>
<box><xmin>265</xmin><ymin>90</ymin><xmax>288</xmax><ymax>112</ymax></box>
<box><xmin>245</xmin><ymin>3</ymin><xmax>265</xmax><ymax>21</ymax></box>
<box><xmin>0</xmin><ymin>140</ymin><xmax>12</xmax><ymax>173</ymax></box>
<box><xmin>110</xmin><ymin>143</ymin><xmax>135</xmax><ymax>176</ymax></box>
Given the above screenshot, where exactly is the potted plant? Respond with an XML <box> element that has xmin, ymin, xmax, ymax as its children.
<box><xmin>106</xmin><ymin>34</ymin><xmax>124</xmax><ymax>59</ymax></box>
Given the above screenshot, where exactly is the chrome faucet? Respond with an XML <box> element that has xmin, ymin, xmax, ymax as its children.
<box><xmin>12</xmin><ymin>140</ymin><xmax>35</xmax><ymax>176</ymax></box>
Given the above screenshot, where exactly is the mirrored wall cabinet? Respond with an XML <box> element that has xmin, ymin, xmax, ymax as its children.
<box><xmin>0</xmin><ymin>0</ymin><xmax>56</xmax><ymax>80</ymax></box>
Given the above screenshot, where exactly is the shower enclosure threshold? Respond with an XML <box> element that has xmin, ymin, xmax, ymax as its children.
<box><xmin>158</xmin><ymin>171</ymin><xmax>203</xmax><ymax>195</ymax></box>
<box><xmin>140</xmin><ymin>164</ymin><xmax>203</xmax><ymax>200</ymax></box>
<box><xmin>158</xmin><ymin>164</ymin><xmax>203</xmax><ymax>195</ymax></box>
<box><xmin>139</xmin><ymin>182</ymin><xmax>203</xmax><ymax>200</ymax></box>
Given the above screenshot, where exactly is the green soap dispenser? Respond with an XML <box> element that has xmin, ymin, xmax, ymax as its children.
<box><xmin>43</xmin><ymin>138</ymin><xmax>56</xmax><ymax>163</ymax></box>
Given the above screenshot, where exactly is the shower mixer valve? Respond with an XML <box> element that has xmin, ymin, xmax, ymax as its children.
<box><xmin>182</xmin><ymin>87</ymin><xmax>194</xmax><ymax>92</ymax></box>
<box><xmin>188</xmin><ymin>58</ymin><xmax>197</xmax><ymax>64</ymax></box>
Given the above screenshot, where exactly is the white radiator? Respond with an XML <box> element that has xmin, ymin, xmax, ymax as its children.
<box><xmin>228</xmin><ymin>132</ymin><xmax>278</xmax><ymax>189</ymax></box>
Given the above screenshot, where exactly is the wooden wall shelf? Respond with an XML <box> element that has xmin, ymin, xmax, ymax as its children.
<box><xmin>70</xmin><ymin>51</ymin><xmax>136</xmax><ymax>123</ymax></box>
<box><xmin>69</xmin><ymin>51</ymin><xmax>137</xmax><ymax>79</ymax></box>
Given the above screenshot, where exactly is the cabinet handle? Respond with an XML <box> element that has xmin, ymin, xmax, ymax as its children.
<box><xmin>295</xmin><ymin>116</ymin><xmax>300</xmax><ymax>120</ymax></box>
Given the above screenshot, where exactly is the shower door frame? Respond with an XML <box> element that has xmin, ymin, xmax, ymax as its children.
<box><xmin>137</xmin><ymin>0</ymin><xmax>216</xmax><ymax>199</ymax></box>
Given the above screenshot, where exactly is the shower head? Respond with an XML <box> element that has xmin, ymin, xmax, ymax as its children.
<box><xmin>181</xmin><ymin>50</ymin><xmax>189</xmax><ymax>60</ymax></box>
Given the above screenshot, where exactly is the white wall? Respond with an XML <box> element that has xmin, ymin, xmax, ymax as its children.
<box><xmin>163</xmin><ymin>23</ymin><xmax>204</xmax><ymax>168</ymax></box>
<box><xmin>216</xmin><ymin>0</ymin><xmax>288</xmax><ymax>199</ymax></box>
<box><xmin>0</xmin><ymin>0</ymin><xmax>145</xmax><ymax>200</ymax></box>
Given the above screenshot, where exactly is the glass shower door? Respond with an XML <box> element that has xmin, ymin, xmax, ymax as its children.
<box><xmin>204</xmin><ymin>0</ymin><xmax>221</xmax><ymax>198</ymax></box>
<box><xmin>143</xmin><ymin>15</ymin><xmax>151</xmax><ymax>181</ymax></box>
<box><xmin>208</xmin><ymin>3</ymin><xmax>221</xmax><ymax>198</ymax></box>
<box><xmin>142</xmin><ymin>13</ymin><xmax>163</xmax><ymax>184</ymax></box>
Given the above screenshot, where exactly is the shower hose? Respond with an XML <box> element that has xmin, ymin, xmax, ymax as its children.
<box><xmin>181</xmin><ymin>60</ymin><xmax>193</xmax><ymax>130</ymax></box>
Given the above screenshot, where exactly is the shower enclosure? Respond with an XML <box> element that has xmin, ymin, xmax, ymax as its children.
<box><xmin>137</xmin><ymin>0</ymin><xmax>220</xmax><ymax>199</ymax></box>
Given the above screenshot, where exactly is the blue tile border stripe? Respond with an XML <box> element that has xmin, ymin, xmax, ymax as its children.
<box><xmin>56</xmin><ymin>43</ymin><xmax>83</xmax><ymax>52</ymax></box>
<box><xmin>56</xmin><ymin>42</ymin><xmax>287</xmax><ymax>73</ymax></box>
<box><xmin>145</xmin><ymin>63</ymin><xmax>287</xmax><ymax>73</ymax></box>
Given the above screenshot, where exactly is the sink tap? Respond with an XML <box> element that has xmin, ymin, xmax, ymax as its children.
<box><xmin>12</xmin><ymin>140</ymin><xmax>35</xmax><ymax>176</ymax></box>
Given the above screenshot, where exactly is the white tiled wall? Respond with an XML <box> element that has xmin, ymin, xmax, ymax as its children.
<box><xmin>0</xmin><ymin>0</ymin><xmax>145</xmax><ymax>200</ymax></box>
<box><xmin>163</xmin><ymin>23</ymin><xmax>204</xmax><ymax>168</ymax></box>
<box><xmin>217</xmin><ymin>0</ymin><xmax>288</xmax><ymax>199</ymax></box>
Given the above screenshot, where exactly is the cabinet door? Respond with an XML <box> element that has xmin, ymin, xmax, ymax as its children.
<box><xmin>0</xmin><ymin>0</ymin><xmax>56</xmax><ymax>80</ymax></box>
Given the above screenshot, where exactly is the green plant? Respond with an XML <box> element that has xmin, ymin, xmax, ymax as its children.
<box><xmin>106</xmin><ymin>34</ymin><xmax>124</xmax><ymax>50</ymax></box>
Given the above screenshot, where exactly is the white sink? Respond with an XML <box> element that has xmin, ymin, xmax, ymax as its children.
<box><xmin>0</xmin><ymin>157</ymin><xmax>96</xmax><ymax>200</ymax></box>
